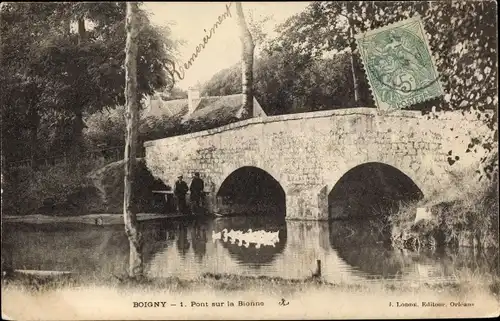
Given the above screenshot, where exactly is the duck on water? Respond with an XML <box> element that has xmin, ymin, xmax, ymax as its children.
<box><xmin>212</xmin><ymin>228</ymin><xmax>280</xmax><ymax>248</ymax></box>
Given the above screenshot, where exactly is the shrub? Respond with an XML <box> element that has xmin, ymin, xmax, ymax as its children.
<box><xmin>88</xmin><ymin>158</ymin><xmax>169</xmax><ymax>213</ymax></box>
<box><xmin>84</xmin><ymin>108</ymin><xmax>126</xmax><ymax>149</ymax></box>
<box><xmin>84</xmin><ymin>107</ymin><xmax>189</xmax><ymax>149</ymax></box>
<box><xmin>389</xmin><ymin>173</ymin><xmax>499</xmax><ymax>251</ymax></box>
<box><xmin>3</xmin><ymin>158</ymin><xmax>107</xmax><ymax>216</ymax></box>
<box><xmin>3</xmin><ymin>156</ymin><xmax>171</xmax><ymax>216</ymax></box>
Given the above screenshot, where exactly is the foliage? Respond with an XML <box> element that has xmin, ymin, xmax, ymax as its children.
<box><xmin>272</xmin><ymin>0</ymin><xmax>497</xmax><ymax>178</ymax></box>
<box><xmin>203</xmin><ymin>52</ymin><xmax>355</xmax><ymax>115</ymax></box>
<box><xmin>84</xmin><ymin>108</ymin><xmax>127</xmax><ymax>149</ymax></box>
<box><xmin>389</xmin><ymin>172</ymin><xmax>499</xmax><ymax>251</ymax></box>
<box><xmin>1</xmin><ymin>156</ymin><xmax>170</xmax><ymax>216</ymax></box>
<box><xmin>84</xmin><ymin>107</ymin><xmax>184</xmax><ymax>148</ymax></box>
<box><xmin>2</xmin><ymin>159</ymin><xmax>107</xmax><ymax>216</ymax></box>
<box><xmin>273</xmin><ymin>1</ymin><xmax>497</xmax><ymax>110</ymax></box>
<box><xmin>85</xmin><ymin>94</ymin><xmax>246</xmax><ymax>149</ymax></box>
<box><xmin>156</xmin><ymin>87</ymin><xmax>188</xmax><ymax>101</ymax></box>
<box><xmin>203</xmin><ymin>1</ymin><xmax>497</xmax><ymax>176</ymax></box>
<box><xmin>1</xmin><ymin>2</ymin><xmax>177</xmax><ymax>162</ymax></box>
<box><xmin>88</xmin><ymin>158</ymin><xmax>169</xmax><ymax>213</ymax></box>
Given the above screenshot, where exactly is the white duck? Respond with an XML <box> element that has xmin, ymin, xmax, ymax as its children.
<box><xmin>262</xmin><ymin>238</ymin><xmax>276</xmax><ymax>247</ymax></box>
<box><xmin>212</xmin><ymin>228</ymin><xmax>229</xmax><ymax>242</ymax></box>
<box><xmin>254</xmin><ymin>233</ymin><xmax>265</xmax><ymax>244</ymax></box>
<box><xmin>233</xmin><ymin>230</ymin><xmax>243</xmax><ymax>240</ymax></box>
<box><xmin>245</xmin><ymin>231</ymin><xmax>258</xmax><ymax>244</ymax></box>
<box><xmin>226</xmin><ymin>229</ymin><xmax>236</xmax><ymax>240</ymax></box>
<box><xmin>212</xmin><ymin>230</ymin><xmax>222</xmax><ymax>241</ymax></box>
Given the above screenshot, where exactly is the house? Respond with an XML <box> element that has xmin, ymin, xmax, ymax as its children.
<box><xmin>143</xmin><ymin>88</ymin><xmax>267</xmax><ymax>134</ymax></box>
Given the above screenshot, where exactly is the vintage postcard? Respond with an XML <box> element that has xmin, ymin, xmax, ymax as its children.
<box><xmin>1</xmin><ymin>1</ymin><xmax>499</xmax><ymax>320</ymax></box>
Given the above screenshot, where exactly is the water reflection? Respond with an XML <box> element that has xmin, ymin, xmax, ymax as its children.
<box><xmin>2</xmin><ymin>223</ymin><xmax>129</xmax><ymax>277</ymax></box>
<box><xmin>191</xmin><ymin>221</ymin><xmax>207</xmax><ymax>263</ymax></box>
<box><xmin>328</xmin><ymin>219</ymin><xmax>433</xmax><ymax>279</ymax></box>
<box><xmin>176</xmin><ymin>226</ymin><xmax>191</xmax><ymax>258</ymax></box>
<box><xmin>3</xmin><ymin>216</ymin><xmax>498</xmax><ymax>284</ymax></box>
<box><xmin>211</xmin><ymin>216</ymin><xmax>286</xmax><ymax>267</ymax></box>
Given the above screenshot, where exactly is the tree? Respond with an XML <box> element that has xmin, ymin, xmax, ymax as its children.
<box><xmin>123</xmin><ymin>1</ymin><xmax>142</xmax><ymax>278</ymax></box>
<box><xmin>263</xmin><ymin>1</ymin><xmax>499</xmax><ymax>179</ymax></box>
<box><xmin>202</xmin><ymin>1</ymin><xmax>497</xmax><ymax>178</ymax></box>
<box><xmin>0</xmin><ymin>3</ymin><xmax>177</xmax><ymax>165</ymax></box>
<box><xmin>234</xmin><ymin>2</ymin><xmax>255</xmax><ymax>117</ymax></box>
<box><xmin>0</xmin><ymin>3</ymin><xmax>63</xmax><ymax>165</ymax></box>
<box><xmin>202</xmin><ymin>50</ymin><xmax>355</xmax><ymax>115</ymax></box>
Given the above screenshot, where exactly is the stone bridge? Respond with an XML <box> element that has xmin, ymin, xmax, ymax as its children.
<box><xmin>144</xmin><ymin>108</ymin><xmax>491</xmax><ymax>220</ymax></box>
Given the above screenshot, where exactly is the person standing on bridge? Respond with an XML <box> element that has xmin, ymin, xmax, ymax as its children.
<box><xmin>190</xmin><ymin>172</ymin><xmax>205</xmax><ymax>214</ymax></box>
<box><xmin>174</xmin><ymin>175</ymin><xmax>189</xmax><ymax>214</ymax></box>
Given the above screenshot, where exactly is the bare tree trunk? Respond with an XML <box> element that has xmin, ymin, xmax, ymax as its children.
<box><xmin>235</xmin><ymin>2</ymin><xmax>255</xmax><ymax>118</ymax></box>
<box><xmin>70</xmin><ymin>108</ymin><xmax>85</xmax><ymax>158</ymax></box>
<box><xmin>77</xmin><ymin>17</ymin><xmax>86</xmax><ymax>44</ymax></box>
<box><xmin>123</xmin><ymin>2</ymin><xmax>143</xmax><ymax>279</ymax></box>
<box><xmin>347</xmin><ymin>4</ymin><xmax>359</xmax><ymax>105</ymax></box>
<box><xmin>62</xmin><ymin>17</ymin><xmax>72</xmax><ymax>36</ymax></box>
<box><xmin>28</xmin><ymin>108</ymin><xmax>39</xmax><ymax>169</ymax></box>
<box><xmin>74</xmin><ymin>17</ymin><xmax>86</xmax><ymax>154</ymax></box>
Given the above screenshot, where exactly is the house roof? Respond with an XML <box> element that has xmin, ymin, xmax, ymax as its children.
<box><xmin>145</xmin><ymin>93</ymin><xmax>261</xmax><ymax>129</ymax></box>
<box><xmin>184</xmin><ymin>94</ymin><xmax>247</xmax><ymax>123</ymax></box>
<box><xmin>84</xmin><ymin>94</ymin><xmax>265</xmax><ymax>146</ymax></box>
<box><xmin>147</xmin><ymin>97</ymin><xmax>187</xmax><ymax>119</ymax></box>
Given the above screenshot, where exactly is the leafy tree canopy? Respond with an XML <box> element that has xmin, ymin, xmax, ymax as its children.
<box><xmin>1</xmin><ymin>2</ymin><xmax>178</xmax><ymax>162</ymax></box>
<box><xmin>203</xmin><ymin>1</ymin><xmax>497</xmax><ymax>179</ymax></box>
<box><xmin>272</xmin><ymin>1</ymin><xmax>497</xmax><ymax>116</ymax></box>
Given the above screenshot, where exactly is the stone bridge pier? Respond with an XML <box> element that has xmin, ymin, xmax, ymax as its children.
<box><xmin>144</xmin><ymin>108</ymin><xmax>491</xmax><ymax>220</ymax></box>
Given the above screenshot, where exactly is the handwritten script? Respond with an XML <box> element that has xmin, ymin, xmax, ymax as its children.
<box><xmin>166</xmin><ymin>2</ymin><xmax>233</xmax><ymax>86</ymax></box>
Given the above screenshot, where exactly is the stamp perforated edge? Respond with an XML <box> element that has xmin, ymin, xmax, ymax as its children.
<box><xmin>354</xmin><ymin>14</ymin><xmax>445</xmax><ymax>112</ymax></box>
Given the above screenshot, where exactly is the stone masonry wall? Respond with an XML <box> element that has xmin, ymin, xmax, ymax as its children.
<box><xmin>144</xmin><ymin>108</ymin><xmax>492</xmax><ymax>220</ymax></box>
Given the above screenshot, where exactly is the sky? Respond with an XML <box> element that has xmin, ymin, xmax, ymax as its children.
<box><xmin>143</xmin><ymin>2</ymin><xmax>311</xmax><ymax>90</ymax></box>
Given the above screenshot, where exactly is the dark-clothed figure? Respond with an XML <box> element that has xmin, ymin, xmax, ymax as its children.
<box><xmin>174</xmin><ymin>175</ymin><xmax>189</xmax><ymax>214</ymax></box>
<box><xmin>190</xmin><ymin>172</ymin><xmax>205</xmax><ymax>213</ymax></box>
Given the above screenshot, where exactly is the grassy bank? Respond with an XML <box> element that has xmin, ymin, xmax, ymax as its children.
<box><xmin>388</xmin><ymin>172</ymin><xmax>499</xmax><ymax>251</ymax></box>
<box><xmin>2</xmin><ymin>213</ymin><xmax>189</xmax><ymax>225</ymax></box>
<box><xmin>2</xmin><ymin>272</ymin><xmax>499</xmax><ymax>319</ymax></box>
<box><xmin>3</xmin><ymin>270</ymin><xmax>500</xmax><ymax>297</ymax></box>
<box><xmin>2</xmin><ymin>158</ymin><xmax>170</xmax><ymax>217</ymax></box>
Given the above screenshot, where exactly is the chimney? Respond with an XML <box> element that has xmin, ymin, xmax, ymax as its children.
<box><xmin>187</xmin><ymin>87</ymin><xmax>201</xmax><ymax>114</ymax></box>
<box><xmin>145</xmin><ymin>94</ymin><xmax>161</xmax><ymax>117</ymax></box>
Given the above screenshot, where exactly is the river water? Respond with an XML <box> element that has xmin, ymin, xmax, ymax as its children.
<box><xmin>3</xmin><ymin>214</ymin><xmax>497</xmax><ymax>285</ymax></box>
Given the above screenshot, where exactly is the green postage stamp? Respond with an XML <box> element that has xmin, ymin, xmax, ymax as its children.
<box><xmin>355</xmin><ymin>16</ymin><xmax>444</xmax><ymax>111</ymax></box>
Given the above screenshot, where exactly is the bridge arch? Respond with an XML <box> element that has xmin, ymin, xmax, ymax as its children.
<box><xmin>215</xmin><ymin>166</ymin><xmax>286</xmax><ymax>217</ymax></box>
<box><xmin>326</xmin><ymin>162</ymin><xmax>424</xmax><ymax>220</ymax></box>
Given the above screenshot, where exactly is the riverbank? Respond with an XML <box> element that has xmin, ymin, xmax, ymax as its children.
<box><xmin>2</xmin><ymin>272</ymin><xmax>499</xmax><ymax>319</ymax></box>
<box><xmin>389</xmin><ymin>173</ymin><xmax>499</xmax><ymax>250</ymax></box>
<box><xmin>2</xmin><ymin>212</ymin><xmax>203</xmax><ymax>225</ymax></box>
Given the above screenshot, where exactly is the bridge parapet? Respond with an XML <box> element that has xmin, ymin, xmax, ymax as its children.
<box><xmin>145</xmin><ymin>108</ymin><xmax>492</xmax><ymax>220</ymax></box>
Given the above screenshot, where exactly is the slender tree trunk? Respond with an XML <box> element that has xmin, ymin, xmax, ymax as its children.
<box><xmin>70</xmin><ymin>108</ymin><xmax>85</xmax><ymax>158</ymax></box>
<box><xmin>65</xmin><ymin>16</ymin><xmax>72</xmax><ymax>36</ymax></box>
<box><xmin>123</xmin><ymin>2</ymin><xmax>143</xmax><ymax>278</ymax></box>
<box><xmin>234</xmin><ymin>2</ymin><xmax>255</xmax><ymax>117</ymax></box>
<box><xmin>74</xmin><ymin>17</ymin><xmax>86</xmax><ymax>154</ymax></box>
<box><xmin>28</xmin><ymin>109</ymin><xmax>39</xmax><ymax>168</ymax></box>
<box><xmin>347</xmin><ymin>8</ymin><xmax>359</xmax><ymax>106</ymax></box>
<box><xmin>1</xmin><ymin>153</ymin><xmax>6</xmax><ymax>192</ymax></box>
<box><xmin>77</xmin><ymin>17</ymin><xmax>86</xmax><ymax>44</ymax></box>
